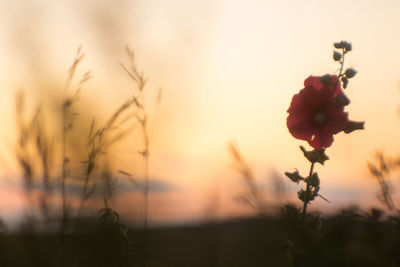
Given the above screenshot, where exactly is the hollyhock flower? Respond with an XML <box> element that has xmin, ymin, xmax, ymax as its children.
<box><xmin>287</xmin><ymin>75</ymin><xmax>351</xmax><ymax>149</ymax></box>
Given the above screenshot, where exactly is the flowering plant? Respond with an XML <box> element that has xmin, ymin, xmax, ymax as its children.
<box><xmin>285</xmin><ymin>41</ymin><xmax>364</xmax><ymax>218</ymax></box>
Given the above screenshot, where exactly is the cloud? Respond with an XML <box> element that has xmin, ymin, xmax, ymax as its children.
<box><xmin>3</xmin><ymin>174</ymin><xmax>178</xmax><ymax>198</ymax></box>
<box><xmin>115</xmin><ymin>177</ymin><xmax>178</xmax><ymax>193</ymax></box>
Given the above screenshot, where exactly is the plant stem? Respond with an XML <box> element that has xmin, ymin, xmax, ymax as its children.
<box><xmin>302</xmin><ymin>162</ymin><xmax>315</xmax><ymax>219</ymax></box>
<box><xmin>332</xmin><ymin>48</ymin><xmax>346</xmax><ymax>96</ymax></box>
<box><xmin>61</xmin><ymin>109</ymin><xmax>67</xmax><ymax>229</ymax></box>
<box><xmin>338</xmin><ymin>48</ymin><xmax>346</xmax><ymax>77</ymax></box>
<box><xmin>142</xmin><ymin>120</ymin><xmax>150</xmax><ymax>267</ymax></box>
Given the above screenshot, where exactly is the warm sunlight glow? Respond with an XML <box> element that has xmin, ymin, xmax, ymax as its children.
<box><xmin>1</xmin><ymin>0</ymin><xmax>400</xmax><ymax>226</ymax></box>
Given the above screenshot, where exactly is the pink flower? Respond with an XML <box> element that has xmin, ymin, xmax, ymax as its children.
<box><xmin>287</xmin><ymin>75</ymin><xmax>355</xmax><ymax>149</ymax></box>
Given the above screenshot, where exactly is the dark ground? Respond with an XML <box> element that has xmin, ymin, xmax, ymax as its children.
<box><xmin>1</xmin><ymin>205</ymin><xmax>400</xmax><ymax>267</ymax></box>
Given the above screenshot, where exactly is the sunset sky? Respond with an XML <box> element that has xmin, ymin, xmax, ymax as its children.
<box><xmin>1</xmin><ymin>0</ymin><xmax>400</xmax><ymax>225</ymax></box>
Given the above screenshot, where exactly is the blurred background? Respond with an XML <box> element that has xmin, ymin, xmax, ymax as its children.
<box><xmin>1</xmin><ymin>0</ymin><xmax>400</xmax><ymax>228</ymax></box>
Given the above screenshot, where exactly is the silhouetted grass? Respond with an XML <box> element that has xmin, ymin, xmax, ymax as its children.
<box><xmin>5</xmin><ymin>47</ymin><xmax>400</xmax><ymax>267</ymax></box>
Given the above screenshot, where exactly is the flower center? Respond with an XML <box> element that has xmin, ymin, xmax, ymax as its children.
<box><xmin>313</xmin><ymin>112</ymin><xmax>326</xmax><ymax>124</ymax></box>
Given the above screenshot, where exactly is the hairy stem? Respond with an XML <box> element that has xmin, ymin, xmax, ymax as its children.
<box><xmin>332</xmin><ymin>48</ymin><xmax>346</xmax><ymax>94</ymax></box>
<box><xmin>302</xmin><ymin>162</ymin><xmax>315</xmax><ymax>219</ymax></box>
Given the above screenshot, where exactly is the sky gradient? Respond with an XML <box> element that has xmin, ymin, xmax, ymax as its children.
<box><xmin>1</xmin><ymin>0</ymin><xmax>400</xmax><ymax>225</ymax></box>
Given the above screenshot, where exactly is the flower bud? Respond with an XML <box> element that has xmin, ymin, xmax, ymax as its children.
<box><xmin>343</xmin><ymin>42</ymin><xmax>352</xmax><ymax>52</ymax></box>
<box><xmin>335</xmin><ymin>93</ymin><xmax>350</xmax><ymax>106</ymax></box>
<box><xmin>333</xmin><ymin>51</ymin><xmax>342</xmax><ymax>61</ymax></box>
<box><xmin>345</xmin><ymin>68</ymin><xmax>357</xmax><ymax>79</ymax></box>
<box><xmin>298</xmin><ymin>189</ymin><xmax>307</xmax><ymax>202</ymax></box>
<box><xmin>333</xmin><ymin>42</ymin><xmax>343</xmax><ymax>49</ymax></box>
<box><xmin>320</xmin><ymin>74</ymin><xmax>334</xmax><ymax>85</ymax></box>
<box><xmin>344</xmin><ymin>121</ymin><xmax>365</xmax><ymax>134</ymax></box>
<box><xmin>300</xmin><ymin>146</ymin><xmax>329</xmax><ymax>165</ymax></box>
<box><xmin>285</xmin><ymin>170</ymin><xmax>304</xmax><ymax>184</ymax></box>
<box><xmin>298</xmin><ymin>189</ymin><xmax>315</xmax><ymax>202</ymax></box>
<box><xmin>341</xmin><ymin>76</ymin><xmax>348</xmax><ymax>89</ymax></box>
<box><xmin>337</xmin><ymin>41</ymin><xmax>352</xmax><ymax>52</ymax></box>
<box><xmin>307</xmin><ymin>173</ymin><xmax>320</xmax><ymax>187</ymax></box>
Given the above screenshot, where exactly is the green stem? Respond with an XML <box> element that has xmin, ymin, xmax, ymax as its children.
<box><xmin>302</xmin><ymin>162</ymin><xmax>315</xmax><ymax>219</ymax></box>
<box><xmin>332</xmin><ymin>48</ymin><xmax>346</xmax><ymax>97</ymax></box>
<box><xmin>338</xmin><ymin>48</ymin><xmax>346</xmax><ymax>77</ymax></box>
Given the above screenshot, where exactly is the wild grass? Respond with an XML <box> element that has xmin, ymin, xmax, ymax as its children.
<box><xmin>8</xmin><ymin>46</ymin><xmax>156</xmax><ymax>266</ymax></box>
<box><xmin>5</xmin><ymin>46</ymin><xmax>400</xmax><ymax>267</ymax></box>
<box><xmin>61</xmin><ymin>46</ymin><xmax>89</xmax><ymax>229</ymax></box>
<box><xmin>228</xmin><ymin>141</ymin><xmax>267</xmax><ymax>216</ymax></box>
<box><xmin>15</xmin><ymin>92</ymin><xmax>40</xmax><ymax>225</ymax></box>
<box><xmin>368</xmin><ymin>152</ymin><xmax>400</xmax><ymax>211</ymax></box>
<box><xmin>78</xmin><ymin>96</ymin><xmax>136</xmax><ymax>212</ymax></box>
<box><xmin>121</xmin><ymin>46</ymin><xmax>162</xmax><ymax>267</ymax></box>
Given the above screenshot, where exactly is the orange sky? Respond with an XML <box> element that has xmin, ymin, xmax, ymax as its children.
<box><xmin>1</xmin><ymin>0</ymin><xmax>400</xmax><ymax>225</ymax></box>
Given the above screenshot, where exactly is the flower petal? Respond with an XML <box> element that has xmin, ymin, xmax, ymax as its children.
<box><xmin>324</xmin><ymin>106</ymin><xmax>348</xmax><ymax>134</ymax></box>
<box><xmin>319</xmin><ymin>126</ymin><xmax>335</xmax><ymax>148</ymax></box>
<box><xmin>304</xmin><ymin>75</ymin><xmax>343</xmax><ymax>97</ymax></box>
<box><xmin>287</xmin><ymin>95</ymin><xmax>312</xmax><ymax>129</ymax></box>
<box><xmin>301</xmin><ymin>86</ymin><xmax>332</xmax><ymax>109</ymax></box>
<box><xmin>288</xmin><ymin>120</ymin><xmax>314</xmax><ymax>141</ymax></box>
<box><xmin>308</xmin><ymin>127</ymin><xmax>334</xmax><ymax>149</ymax></box>
<box><xmin>304</xmin><ymin>76</ymin><xmax>324</xmax><ymax>91</ymax></box>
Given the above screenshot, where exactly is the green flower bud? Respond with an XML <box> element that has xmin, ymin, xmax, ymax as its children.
<box><xmin>298</xmin><ymin>188</ymin><xmax>316</xmax><ymax>202</ymax></box>
<box><xmin>335</xmin><ymin>93</ymin><xmax>350</xmax><ymax>106</ymax></box>
<box><xmin>298</xmin><ymin>189</ymin><xmax>307</xmax><ymax>202</ymax></box>
<box><xmin>341</xmin><ymin>76</ymin><xmax>349</xmax><ymax>89</ymax></box>
<box><xmin>308</xmin><ymin>173</ymin><xmax>320</xmax><ymax>187</ymax></box>
<box><xmin>320</xmin><ymin>74</ymin><xmax>334</xmax><ymax>85</ymax></box>
<box><xmin>285</xmin><ymin>170</ymin><xmax>304</xmax><ymax>184</ymax></box>
<box><xmin>300</xmin><ymin>146</ymin><xmax>329</xmax><ymax>165</ymax></box>
<box><xmin>333</xmin><ymin>51</ymin><xmax>342</xmax><ymax>61</ymax></box>
<box><xmin>345</xmin><ymin>68</ymin><xmax>357</xmax><ymax>79</ymax></box>
<box><xmin>344</xmin><ymin>42</ymin><xmax>352</xmax><ymax>52</ymax></box>
<box><xmin>337</xmin><ymin>41</ymin><xmax>352</xmax><ymax>51</ymax></box>
<box><xmin>333</xmin><ymin>42</ymin><xmax>343</xmax><ymax>49</ymax></box>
